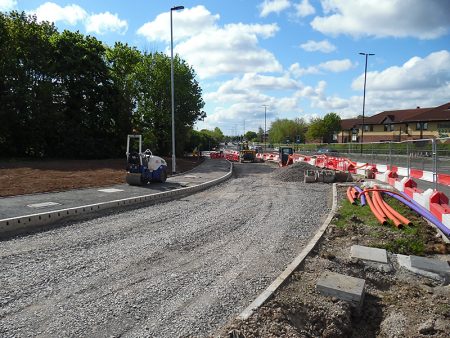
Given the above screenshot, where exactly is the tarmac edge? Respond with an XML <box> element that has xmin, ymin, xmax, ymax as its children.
<box><xmin>238</xmin><ymin>182</ymin><xmax>338</xmax><ymax>320</ymax></box>
<box><xmin>0</xmin><ymin>161</ymin><xmax>233</xmax><ymax>239</ymax></box>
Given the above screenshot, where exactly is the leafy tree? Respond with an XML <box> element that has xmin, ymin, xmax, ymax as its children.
<box><xmin>306</xmin><ymin>113</ymin><xmax>341</xmax><ymax>143</ymax></box>
<box><xmin>244</xmin><ymin>130</ymin><xmax>257</xmax><ymax>141</ymax></box>
<box><xmin>0</xmin><ymin>11</ymin><xmax>205</xmax><ymax>159</ymax></box>
<box><xmin>269</xmin><ymin>118</ymin><xmax>306</xmax><ymax>144</ymax></box>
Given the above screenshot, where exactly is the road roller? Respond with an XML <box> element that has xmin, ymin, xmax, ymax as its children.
<box><xmin>126</xmin><ymin>135</ymin><xmax>168</xmax><ymax>185</ymax></box>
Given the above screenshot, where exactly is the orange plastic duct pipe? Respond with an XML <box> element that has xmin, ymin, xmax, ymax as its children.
<box><xmin>373</xmin><ymin>187</ymin><xmax>403</xmax><ymax>228</ymax></box>
<box><xmin>371</xmin><ymin>186</ymin><xmax>413</xmax><ymax>227</ymax></box>
<box><xmin>346</xmin><ymin>187</ymin><xmax>356</xmax><ymax>205</ymax></box>
<box><xmin>371</xmin><ymin>189</ymin><xmax>387</xmax><ymax>218</ymax></box>
<box><xmin>350</xmin><ymin>187</ymin><xmax>358</xmax><ymax>200</ymax></box>
<box><xmin>380</xmin><ymin>196</ymin><xmax>412</xmax><ymax>226</ymax></box>
<box><xmin>363</xmin><ymin>188</ymin><xmax>388</xmax><ymax>225</ymax></box>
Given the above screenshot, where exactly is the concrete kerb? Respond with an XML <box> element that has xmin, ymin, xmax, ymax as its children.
<box><xmin>238</xmin><ymin>182</ymin><xmax>338</xmax><ymax>320</ymax></box>
<box><xmin>0</xmin><ymin>161</ymin><xmax>233</xmax><ymax>238</ymax></box>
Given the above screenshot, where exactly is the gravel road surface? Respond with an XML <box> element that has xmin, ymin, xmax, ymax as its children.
<box><xmin>0</xmin><ymin>163</ymin><xmax>331</xmax><ymax>338</ymax></box>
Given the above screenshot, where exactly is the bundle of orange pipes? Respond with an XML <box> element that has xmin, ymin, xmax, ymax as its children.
<box><xmin>346</xmin><ymin>185</ymin><xmax>412</xmax><ymax>228</ymax></box>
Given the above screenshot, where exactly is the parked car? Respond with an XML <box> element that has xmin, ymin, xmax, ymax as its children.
<box><xmin>316</xmin><ymin>148</ymin><xmax>338</xmax><ymax>154</ymax></box>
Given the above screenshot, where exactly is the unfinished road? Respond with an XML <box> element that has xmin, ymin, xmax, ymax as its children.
<box><xmin>0</xmin><ymin>163</ymin><xmax>331</xmax><ymax>338</ymax></box>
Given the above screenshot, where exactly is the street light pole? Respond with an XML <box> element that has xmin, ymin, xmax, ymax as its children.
<box><xmin>262</xmin><ymin>104</ymin><xmax>268</xmax><ymax>152</ymax></box>
<box><xmin>359</xmin><ymin>52</ymin><xmax>374</xmax><ymax>154</ymax></box>
<box><xmin>170</xmin><ymin>5</ymin><xmax>184</xmax><ymax>174</ymax></box>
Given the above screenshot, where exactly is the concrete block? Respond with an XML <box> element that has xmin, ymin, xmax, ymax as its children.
<box><xmin>351</xmin><ymin>245</ymin><xmax>388</xmax><ymax>264</ymax></box>
<box><xmin>316</xmin><ymin>271</ymin><xmax>365</xmax><ymax>307</ymax></box>
<box><xmin>409</xmin><ymin>255</ymin><xmax>450</xmax><ymax>275</ymax></box>
<box><xmin>396</xmin><ymin>254</ymin><xmax>446</xmax><ymax>283</ymax></box>
<box><xmin>414</xmin><ymin>188</ymin><xmax>434</xmax><ymax>210</ymax></box>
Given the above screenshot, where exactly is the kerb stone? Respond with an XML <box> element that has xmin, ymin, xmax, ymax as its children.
<box><xmin>410</xmin><ymin>256</ymin><xmax>450</xmax><ymax>275</ymax></box>
<box><xmin>351</xmin><ymin>245</ymin><xmax>388</xmax><ymax>263</ymax></box>
<box><xmin>316</xmin><ymin>271</ymin><xmax>365</xmax><ymax>307</ymax></box>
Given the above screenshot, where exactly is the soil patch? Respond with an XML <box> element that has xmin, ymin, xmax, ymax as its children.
<box><xmin>0</xmin><ymin>157</ymin><xmax>203</xmax><ymax>197</ymax></box>
<box><xmin>216</xmin><ymin>185</ymin><xmax>450</xmax><ymax>338</ymax></box>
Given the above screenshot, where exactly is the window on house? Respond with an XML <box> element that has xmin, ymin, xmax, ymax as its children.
<box><xmin>416</xmin><ymin>122</ymin><xmax>428</xmax><ymax>130</ymax></box>
<box><xmin>384</xmin><ymin>124</ymin><xmax>389</xmax><ymax>131</ymax></box>
<box><xmin>390</xmin><ymin>124</ymin><xmax>395</xmax><ymax>131</ymax></box>
<box><xmin>384</xmin><ymin>124</ymin><xmax>394</xmax><ymax>131</ymax></box>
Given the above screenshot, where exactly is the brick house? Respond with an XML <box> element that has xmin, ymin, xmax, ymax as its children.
<box><xmin>337</xmin><ymin>102</ymin><xmax>450</xmax><ymax>143</ymax></box>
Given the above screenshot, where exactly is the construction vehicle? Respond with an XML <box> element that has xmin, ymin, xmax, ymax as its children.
<box><xmin>239</xmin><ymin>141</ymin><xmax>256</xmax><ymax>163</ymax></box>
<box><xmin>125</xmin><ymin>135</ymin><xmax>168</xmax><ymax>185</ymax></box>
<box><xmin>279</xmin><ymin>146</ymin><xmax>294</xmax><ymax>166</ymax></box>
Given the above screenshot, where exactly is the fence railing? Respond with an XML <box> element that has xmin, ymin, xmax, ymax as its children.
<box><xmin>268</xmin><ymin>138</ymin><xmax>450</xmax><ymax>192</ymax></box>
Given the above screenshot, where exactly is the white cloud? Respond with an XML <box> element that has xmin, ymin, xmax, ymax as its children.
<box><xmin>290</xmin><ymin>59</ymin><xmax>353</xmax><ymax>77</ymax></box>
<box><xmin>33</xmin><ymin>2</ymin><xmax>87</xmax><ymax>25</ymax></box>
<box><xmin>352</xmin><ymin>50</ymin><xmax>450</xmax><ymax>91</ymax></box>
<box><xmin>295</xmin><ymin>0</ymin><xmax>315</xmax><ymax>17</ymax></box>
<box><xmin>289</xmin><ymin>51</ymin><xmax>450</xmax><ymax>119</ymax></box>
<box><xmin>300</xmin><ymin>39</ymin><xmax>336</xmax><ymax>53</ymax></box>
<box><xmin>259</xmin><ymin>0</ymin><xmax>291</xmax><ymax>17</ymax></box>
<box><xmin>311</xmin><ymin>0</ymin><xmax>450</xmax><ymax>39</ymax></box>
<box><xmin>137</xmin><ymin>5</ymin><xmax>219</xmax><ymax>43</ymax></box>
<box><xmin>85</xmin><ymin>12</ymin><xmax>128</xmax><ymax>35</ymax></box>
<box><xmin>174</xmin><ymin>22</ymin><xmax>281</xmax><ymax>78</ymax></box>
<box><xmin>319</xmin><ymin>59</ymin><xmax>353</xmax><ymax>72</ymax></box>
<box><xmin>138</xmin><ymin>6</ymin><xmax>282</xmax><ymax>78</ymax></box>
<box><xmin>203</xmin><ymin>72</ymin><xmax>304</xmax><ymax>130</ymax></box>
<box><xmin>0</xmin><ymin>0</ymin><xmax>16</xmax><ymax>12</ymax></box>
<box><xmin>30</xmin><ymin>2</ymin><xmax>128</xmax><ymax>35</ymax></box>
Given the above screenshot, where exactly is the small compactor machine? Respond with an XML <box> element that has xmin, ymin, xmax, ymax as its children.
<box><xmin>126</xmin><ymin>135</ymin><xmax>168</xmax><ymax>185</ymax></box>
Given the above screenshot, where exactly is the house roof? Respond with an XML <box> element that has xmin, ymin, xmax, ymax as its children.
<box><xmin>340</xmin><ymin>118</ymin><xmax>362</xmax><ymax>130</ymax></box>
<box><xmin>365</xmin><ymin>102</ymin><xmax>450</xmax><ymax>124</ymax></box>
<box><xmin>340</xmin><ymin>102</ymin><xmax>450</xmax><ymax>128</ymax></box>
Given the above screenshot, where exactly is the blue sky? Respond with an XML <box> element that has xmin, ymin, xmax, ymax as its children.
<box><xmin>1</xmin><ymin>0</ymin><xmax>449</xmax><ymax>136</ymax></box>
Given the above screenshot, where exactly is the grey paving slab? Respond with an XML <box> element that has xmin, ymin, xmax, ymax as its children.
<box><xmin>0</xmin><ymin>159</ymin><xmax>230</xmax><ymax>220</ymax></box>
<box><xmin>316</xmin><ymin>271</ymin><xmax>365</xmax><ymax>307</ymax></box>
<box><xmin>351</xmin><ymin>245</ymin><xmax>388</xmax><ymax>263</ymax></box>
<box><xmin>410</xmin><ymin>255</ymin><xmax>450</xmax><ymax>275</ymax></box>
<box><xmin>396</xmin><ymin>254</ymin><xmax>446</xmax><ymax>282</ymax></box>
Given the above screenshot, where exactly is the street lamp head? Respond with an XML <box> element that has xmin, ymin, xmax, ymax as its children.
<box><xmin>171</xmin><ymin>5</ymin><xmax>184</xmax><ymax>11</ymax></box>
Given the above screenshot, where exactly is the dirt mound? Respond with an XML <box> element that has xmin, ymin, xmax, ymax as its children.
<box><xmin>270</xmin><ymin>162</ymin><xmax>318</xmax><ymax>182</ymax></box>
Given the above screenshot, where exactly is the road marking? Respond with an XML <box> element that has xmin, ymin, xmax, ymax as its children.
<box><xmin>184</xmin><ymin>175</ymin><xmax>197</xmax><ymax>178</ymax></box>
<box><xmin>27</xmin><ymin>202</ymin><xmax>61</xmax><ymax>208</ymax></box>
<box><xmin>98</xmin><ymin>188</ymin><xmax>124</xmax><ymax>193</ymax></box>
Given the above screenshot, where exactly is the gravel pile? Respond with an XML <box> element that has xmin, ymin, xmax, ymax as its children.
<box><xmin>0</xmin><ymin>163</ymin><xmax>331</xmax><ymax>338</ymax></box>
<box><xmin>270</xmin><ymin>162</ymin><xmax>318</xmax><ymax>182</ymax></box>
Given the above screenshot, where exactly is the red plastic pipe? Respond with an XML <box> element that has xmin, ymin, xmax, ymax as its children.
<box><xmin>363</xmin><ymin>188</ymin><xmax>388</xmax><ymax>225</ymax></box>
<box><xmin>373</xmin><ymin>188</ymin><xmax>403</xmax><ymax>228</ymax></box>
<box><xmin>346</xmin><ymin>187</ymin><xmax>356</xmax><ymax>205</ymax></box>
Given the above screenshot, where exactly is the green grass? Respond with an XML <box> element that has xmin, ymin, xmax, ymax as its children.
<box><xmin>335</xmin><ymin>192</ymin><xmax>428</xmax><ymax>255</ymax></box>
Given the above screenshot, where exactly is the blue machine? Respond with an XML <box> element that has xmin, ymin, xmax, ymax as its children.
<box><xmin>126</xmin><ymin>135</ymin><xmax>168</xmax><ymax>185</ymax></box>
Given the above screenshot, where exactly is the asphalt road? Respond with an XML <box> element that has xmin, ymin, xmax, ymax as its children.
<box><xmin>0</xmin><ymin>163</ymin><xmax>331</xmax><ymax>338</ymax></box>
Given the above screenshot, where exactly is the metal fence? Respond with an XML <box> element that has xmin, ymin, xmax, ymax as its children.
<box><xmin>285</xmin><ymin>137</ymin><xmax>450</xmax><ymax>196</ymax></box>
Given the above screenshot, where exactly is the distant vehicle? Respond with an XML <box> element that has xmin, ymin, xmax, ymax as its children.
<box><xmin>316</xmin><ymin>148</ymin><xmax>338</xmax><ymax>154</ymax></box>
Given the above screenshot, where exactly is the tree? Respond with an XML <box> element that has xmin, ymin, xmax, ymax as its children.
<box><xmin>244</xmin><ymin>130</ymin><xmax>257</xmax><ymax>141</ymax></box>
<box><xmin>305</xmin><ymin>113</ymin><xmax>341</xmax><ymax>143</ymax></box>
<box><xmin>269</xmin><ymin>118</ymin><xmax>306</xmax><ymax>144</ymax></box>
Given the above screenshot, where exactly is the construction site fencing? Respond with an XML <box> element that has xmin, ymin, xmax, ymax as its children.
<box><xmin>283</xmin><ymin>138</ymin><xmax>450</xmax><ymax>196</ymax></box>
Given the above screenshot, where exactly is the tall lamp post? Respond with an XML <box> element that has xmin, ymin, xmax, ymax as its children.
<box><xmin>262</xmin><ymin>104</ymin><xmax>268</xmax><ymax>151</ymax></box>
<box><xmin>170</xmin><ymin>5</ymin><xmax>184</xmax><ymax>174</ymax></box>
<box><xmin>359</xmin><ymin>52</ymin><xmax>374</xmax><ymax>154</ymax></box>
